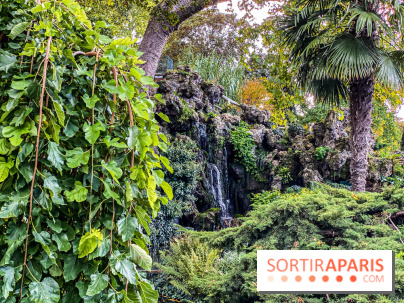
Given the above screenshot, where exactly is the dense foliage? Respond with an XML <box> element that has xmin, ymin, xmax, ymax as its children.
<box><xmin>160</xmin><ymin>185</ymin><xmax>404</xmax><ymax>302</ymax></box>
<box><xmin>149</xmin><ymin>139</ymin><xmax>201</xmax><ymax>260</ymax></box>
<box><xmin>0</xmin><ymin>0</ymin><xmax>173</xmax><ymax>301</ymax></box>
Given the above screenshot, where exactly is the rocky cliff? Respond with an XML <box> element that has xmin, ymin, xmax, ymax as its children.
<box><xmin>154</xmin><ymin>66</ymin><xmax>403</xmax><ymax>230</ymax></box>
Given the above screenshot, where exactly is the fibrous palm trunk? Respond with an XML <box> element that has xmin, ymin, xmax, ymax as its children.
<box><xmin>349</xmin><ymin>75</ymin><xmax>374</xmax><ymax>192</ymax></box>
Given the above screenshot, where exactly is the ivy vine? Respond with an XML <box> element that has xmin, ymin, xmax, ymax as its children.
<box><xmin>0</xmin><ymin>0</ymin><xmax>173</xmax><ymax>302</ymax></box>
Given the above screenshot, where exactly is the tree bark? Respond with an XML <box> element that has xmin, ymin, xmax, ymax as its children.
<box><xmin>349</xmin><ymin>75</ymin><xmax>374</xmax><ymax>192</ymax></box>
<box><xmin>138</xmin><ymin>0</ymin><xmax>222</xmax><ymax>77</ymax></box>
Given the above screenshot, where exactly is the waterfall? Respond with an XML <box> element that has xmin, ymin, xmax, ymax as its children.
<box><xmin>208</xmin><ymin>163</ymin><xmax>231</xmax><ymax>221</ymax></box>
<box><xmin>195</xmin><ymin>122</ymin><xmax>208</xmax><ymax>151</ymax></box>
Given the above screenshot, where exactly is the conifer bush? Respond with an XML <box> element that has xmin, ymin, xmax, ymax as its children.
<box><xmin>161</xmin><ymin>185</ymin><xmax>404</xmax><ymax>302</ymax></box>
<box><xmin>0</xmin><ymin>0</ymin><xmax>172</xmax><ymax>301</ymax></box>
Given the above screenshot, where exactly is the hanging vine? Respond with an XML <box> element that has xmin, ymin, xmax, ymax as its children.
<box><xmin>0</xmin><ymin>0</ymin><xmax>173</xmax><ymax>301</ymax></box>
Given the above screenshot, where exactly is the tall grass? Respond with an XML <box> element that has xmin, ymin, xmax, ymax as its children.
<box><xmin>178</xmin><ymin>48</ymin><xmax>245</xmax><ymax>102</ymax></box>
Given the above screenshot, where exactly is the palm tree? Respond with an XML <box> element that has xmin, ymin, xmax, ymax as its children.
<box><xmin>281</xmin><ymin>0</ymin><xmax>404</xmax><ymax>191</ymax></box>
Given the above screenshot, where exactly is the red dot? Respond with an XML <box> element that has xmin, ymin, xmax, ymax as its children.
<box><xmin>309</xmin><ymin>275</ymin><xmax>316</xmax><ymax>282</ymax></box>
<box><xmin>295</xmin><ymin>275</ymin><xmax>302</xmax><ymax>282</ymax></box>
<box><xmin>336</xmin><ymin>275</ymin><xmax>343</xmax><ymax>282</ymax></box>
<box><xmin>350</xmin><ymin>275</ymin><xmax>357</xmax><ymax>282</ymax></box>
<box><xmin>322</xmin><ymin>275</ymin><xmax>329</xmax><ymax>282</ymax></box>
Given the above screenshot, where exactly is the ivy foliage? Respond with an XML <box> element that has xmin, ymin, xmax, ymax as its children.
<box><xmin>0</xmin><ymin>0</ymin><xmax>172</xmax><ymax>301</ymax></box>
<box><xmin>229</xmin><ymin>121</ymin><xmax>260</xmax><ymax>178</ymax></box>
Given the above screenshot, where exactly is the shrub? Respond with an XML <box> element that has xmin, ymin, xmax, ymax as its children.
<box><xmin>314</xmin><ymin>146</ymin><xmax>331</xmax><ymax>160</ymax></box>
<box><xmin>229</xmin><ymin>122</ymin><xmax>259</xmax><ymax>178</ymax></box>
<box><xmin>238</xmin><ymin>79</ymin><xmax>271</xmax><ymax>110</ymax></box>
<box><xmin>183</xmin><ymin>185</ymin><xmax>404</xmax><ymax>302</ymax></box>
<box><xmin>156</xmin><ymin>237</ymin><xmax>221</xmax><ymax>302</ymax></box>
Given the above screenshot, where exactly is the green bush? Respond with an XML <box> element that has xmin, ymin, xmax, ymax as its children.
<box><xmin>229</xmin><ymin>121</ymin><xmax>260</xmax><ymax>178</ymax></box>
<box><xmin>314</xmin><ymin>146</ymin><xmax>331</xmax><ymax>160</ymax></box>
<box><xmin>166</xmin><ymin>185</ymin><xmax>404</xmax><ymax>302</ymax></box>
<box><xmin>155</xmin><ymin>237</ymin><xmax>221</xmax><ymax>302</ymax></box>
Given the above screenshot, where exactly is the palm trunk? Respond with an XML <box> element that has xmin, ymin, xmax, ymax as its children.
<box><xmin>349</xmin><ymin>75</ymin><xmax>374</xmax><ymax>192</ymax></box>
<box><xmin>138</xmin><ymin>0</ymin><xmax>222</xmax><ymax>77</ymax></box>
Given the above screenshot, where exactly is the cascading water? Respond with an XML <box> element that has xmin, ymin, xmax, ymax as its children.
<box><xmin>208</xmin><ymin>163</ymin><xmax>232</xmax><ymax>227</ymax></box>
<box><xmin>195</xmin><ymin>122</ymin><xmax>208</xmax><ymax>151</ymax></box>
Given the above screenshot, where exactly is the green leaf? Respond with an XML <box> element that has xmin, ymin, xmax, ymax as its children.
<box><xmin>130</xmin><ymin>68</ymin><xmax>142</xmax><ymax>81</ymax></box>
<box><xmin>117</xmin><ymin>216</ymin><xmax>138</xmax><ymax>242</ymax></box>
<box><xmin>66</xmin><ymin>148</ymin><xmax>90</xmax><ymax>168</ymax></box>
<box><xmin>31</xmin><ymin>2</ymin><xmax>52</xmax><ymax>13</ymax></box>
<box><xmin>29</xmin><ymin>277</ymin><xmax>60</xmax><ymax>303</ymax></box>
<box><xmin>78</xmin><ymin>230</ymin><xmax>103</xmax><ymax>258</ymax></box>
<box><xmin>103</xmin><ymin>160</ymin><xmax>123</xmax><ymax>181</ymax></box>
<box><xmin>102</xmin><ymin>180</ymin><xmax>120</xmax><ymax>200</ymax></box>
<box><xmin>44</xmin><ymin>176</ymin><xmax>64</xmax><ymax>205</ymax></box>
<box><xmin>33</xmin><ymin>231</ymin><xmax>51</xmax><ymax>246</ymax></box>
<box><xmin>52</xmin><ymin>100</ymin><xmax>65</xmax><ymax>126</ymax></box>
<box><xmin>86</xmin><ymin>274</ymin><xmax>109</xmax><ymax>296</ymax></box>
<box><xmin>160</xmin><ymin>156</ymin><xmax>173</xmax><ymax>173</ymax></box>
<box><xmin>0</xmin><ymin>198</ymin><xmax>27</xmax><ymax>219</ymax></box>
<box><xmin>47</xmin><ymin>142</ymin><xmax>64</xmax><ymax>172</ymax></box>
<box><xmin>138</xmin><ymin>131</ymin><xmax>152</xmax><ymax>147</ymax></box>
<box><xmin>65</xmin><ymin>181</ymin><xmax>88</xmax><ymax>202</ymax></box>
<box><xmin>129</xmin><ymin>244</ymin><xmax>152</xmax><ymax>271</ymax></box>
<box><xmin>84</xmin><ymin>122</ymin><xmax>105</xmax><ymax>144</ymax></box>
<box><xmin>63</xmin><ymin>255</ymin><xmax>83</xmax><ymax>282</ymax></box>
<box><xmin>0</xmin><ymin>160</ymin><xmax>11</xmax><ymax>183</ymax></box>
<box><xmin>0</xmin><ymin>53</ymin><xmax>17</xmax><ymax>72</ymax></box>
<box><xmin>0</xmin><ymin>139</ymin><xmax>10</xmax><ymax>155</ymax></box>
<box><xmin>0</xmin><ymin>266</ymin><xmax>15</xmax><ymax>299</ymax></box>
<box><xmin>9</xmin><ymin>21</ymin><xmax>31</xmax><ymax>40</ymax></box>
<box><xmin>137</xmin><ymin>280</ymin><xmax>159</xmax><ymax>303</ymax></box>
<box><xmin>53</xmin><ymin>232</ymin><xmax>71</xmax><ymax>252</ymax></box>
<box><xmin>157</xmin><ymin>113</ymin><xmax>170</xmax><ymax>123</ymax></box>
<box><xmin>140</xmin><ymin>76</ymin><xmax>159</xmax><ymax>89</ymax></box>
<box><xmin>127</xmin><ymin>126</ymin><xmax>139</xmax><ymax>150</ymax></box>
<box><xmin>151</xmin><ymin>170</ymin><xmax>164</xmax><ymax>186</ymax></box>
<box><xmin>49</xmin><ymin>265</ymin><xmax>63</xmax><ymax>277</ymax></box>
<box><xmin>113</xmin><ymin>258</ymin><xmax>137</xmax><ymax>285</ymax></box>
<box><xmin>11</xmin><ymin>80</ymin><xmax>30</xmax><ymax>90</ymax></box>
<box><xmin>134</xmin><ymin>205</ymin><xmax>151</xmax><ymax>235</ymax></box>
<box><xmin>83</xmin><ymin>94</ymin><xmax>100</xmax><ymax>108</ymax></box>
<box><xmin>35</xmin><ymin>192</ymin><xmax>51</xmax><ymax>211</ymax></box>
<box><xmin>27</xmin><ymin>82</ymin><xmax>41</xmax><ymax>102</ymax></box>
<box><xmin>2</xmin><ymin>122</ymin><xmax>33</xmax><ymax>146</ymax></box>
<box><xmin>160</xmin><ymin>181</ymin><xmax>173</xmax><ymax>200</ymax></box>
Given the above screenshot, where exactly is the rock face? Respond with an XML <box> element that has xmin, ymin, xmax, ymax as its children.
<box><xmin>155</xmin><ymin>68</ymin><xmax>398</xmax><ymax>229</ymax></box>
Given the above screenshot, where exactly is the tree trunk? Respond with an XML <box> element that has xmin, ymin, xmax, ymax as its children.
<box><xmin>138</xmin><ymin>0</ymin><xmax>222</xmax><ymax>77</ymax></box>
<box><xmin>349</xmin><ymin>75</ymin><xmax>374</xmax><ymax>192</ymax></box>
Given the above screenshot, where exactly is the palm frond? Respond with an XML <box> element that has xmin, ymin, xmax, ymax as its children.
<box><xmin>348</xmin><ymin>7</ymin><xmax>390</xmax><ymax>37</ymax></box>
<box><xmin>307</xmin><ymin>78</ymin><xmax>348</xmax><ymax>106</ymax></box>
<box><xmin>375</xmin><ymin>51</ymin><xmax>404</xmax><ymax>89</ymax></box>
<box><xmin>325</xmin><ymin>34</ymin><xmax>379</xmax><ymax>80</ymax></box>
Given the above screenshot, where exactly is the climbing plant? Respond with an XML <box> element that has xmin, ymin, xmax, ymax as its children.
<box><xmin>0</xmin><ymin>0</ymin><xmax>172</xmax><ymax>301</ymax></box>
<box><xmin>229</xmin><ymin>122</ymin><xmax>260</xmax><ymax>179</ymax></box>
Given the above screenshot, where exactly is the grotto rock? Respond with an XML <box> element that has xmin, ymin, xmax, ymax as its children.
<box><xmin>271</xmin><ymin>175</ymin><xmax>283</xmax><ymax>190</ymax></box>
<box><xmin>240</xmin><ymin>103</ymin><xmax>271</xmax><ymax>125</ymax></box>
<box><xmin>322</xmin><ymin>110</ymin><xmax>348</xmax><ymax>149</ymax></box>
<box><xmin>300</xmin><ymin>168</ymin><xmax>324</xmax><ymax>186</ymax></box>
<box><xmin>312</xmin><ymin>122</ymin><xmax>326</xmax><ymax>147</ymax></box>
<box><xmin>247</xmin><ymin>125</ymin><xmax>267</xmax><ymax>145</ymax></box>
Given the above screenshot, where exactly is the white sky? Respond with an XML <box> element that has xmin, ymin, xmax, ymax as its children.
<box><xmin>217</xmin><ymin>1</ymin><xmax>404</xmax><ymax>120</ymax></box>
